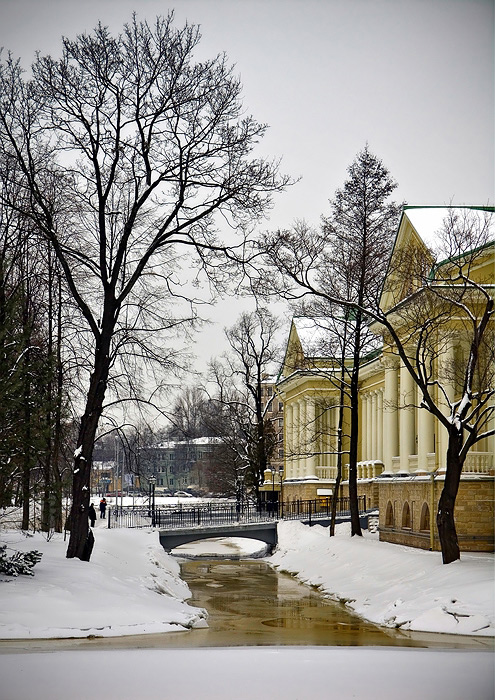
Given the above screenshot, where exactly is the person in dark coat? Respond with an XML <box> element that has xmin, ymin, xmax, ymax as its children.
<box><xmin>88</xmin><ymin>503</ymin><xmax>97</xmax><ymax>527</ymax></box>
<box><xmin>99</xmin><ymin>498</ymin><xmax>107</xmax><ymax>519</ymax></box>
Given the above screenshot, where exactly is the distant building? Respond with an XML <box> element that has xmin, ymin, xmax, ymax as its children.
<box><xmin>259</xmin><ymin>376</ymin><xmax>284</xmax><ymax>506</ymax></box>
<box><xmin>140</xmin><ymin>437</ymin><xmax>224</xmax><ymax>493</ymax></box>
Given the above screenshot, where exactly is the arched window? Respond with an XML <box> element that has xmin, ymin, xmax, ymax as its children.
<box><xmin>385</xmin><ymin>501</ymin><xmax>394</xmax><ymax>528</ymax></box>
<box><xmin>402</xmin><ymin>502</ymin><xmax>412</xmax><ymax>529</ymax></box>
<box><xmin>420</xmin><ymin>502</ymin><xmax>430</xmax><ymax>531</ymax></box>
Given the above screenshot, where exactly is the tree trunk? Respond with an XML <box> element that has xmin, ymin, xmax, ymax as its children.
<box><xmin>330</xmin><ymin>374</ymin><xmax>346</xmax><ymax>537</ymax></box>
<box><xmin>348</xmin><ymin>363</ymin><xmax>362</xmax><ymax>536</ymax></box>
<box><xmin>66</xmin><ymin>334</ymin><xmax>112</xmax><ymax>560</ymax></box>
<box><xmin>436</xmin><ymin>432</ymin><xmax>463</xmax><ymax>564</ymax></box>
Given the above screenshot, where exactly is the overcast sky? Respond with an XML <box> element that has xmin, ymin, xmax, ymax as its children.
<box><xmin>0</xmin><ymin>0</ymin><xmax>493</xmax><ymax>386</ymax></box>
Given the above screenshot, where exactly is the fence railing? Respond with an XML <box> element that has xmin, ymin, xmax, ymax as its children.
<box><xmin>107</xmin><ymin>496</ymin><xmax>367</xmax><ymax>530</ymax></box>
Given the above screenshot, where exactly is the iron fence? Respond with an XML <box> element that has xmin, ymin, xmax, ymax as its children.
<box><xmin>107</xmin><ymin>496</ymin><xmax>367</xmax><ymax>530</ymax></box>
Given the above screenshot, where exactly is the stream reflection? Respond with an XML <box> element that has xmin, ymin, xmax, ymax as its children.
<box><xmin>1</xmin><ymin>544</ymin><xmax>492</xmax><ymax>653</ymax></box>
<box><xmin>177</xmin><ymin>558</ymin><xmax>491</xmax><ymax>649</ymax></box>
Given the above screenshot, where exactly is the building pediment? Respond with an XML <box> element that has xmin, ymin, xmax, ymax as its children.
<box><xmin>380</xmin><ymin>206</ymin><xmax>494</xmax><ymax>314</ymax></box>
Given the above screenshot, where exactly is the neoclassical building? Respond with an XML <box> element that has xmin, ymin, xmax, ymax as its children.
<box><xmin>276</xmin><ymin>205</ymin><xmax>494</xmax><ymax>552</ymax></box>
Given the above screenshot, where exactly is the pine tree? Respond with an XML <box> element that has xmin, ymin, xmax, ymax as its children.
<box><xmin>322</xmin><ymin>145</ymin><xmax>401</xmax><ymax>534</ymax></box>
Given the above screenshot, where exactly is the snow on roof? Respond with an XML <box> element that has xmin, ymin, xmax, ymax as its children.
<box><xmin>293</xmin><ymin>317</ymin><xmax>330</xmax><ymax>355</ymax></box>
<box><xmin>292</xmin><ymin>316</ymin><xmax>380</xmax><ymax>360</ymax></box>
<box><xmin>403</xmin><ymin>206</ymin><xmax>494</xmax><ymax>251</ymax></box>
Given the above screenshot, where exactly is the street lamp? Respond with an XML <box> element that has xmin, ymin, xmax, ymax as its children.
<box><xmin>279</xmin><ymin>465</ymin><xmax>284</xmax><ymax>518</ymax></box>
<box><xmin>270</xmin><ymin>467</ymin><xmax>275</xmax><ymax>516</ymax></box>
<box><xmin>149</xmin><ymin>475</ymin><xmax>156</xmax><ymax>527</ymax></box>
<box><xmin>238</xmin><ymin>474</ymin><xmax>245</xmax><ymax>514</ymax></box>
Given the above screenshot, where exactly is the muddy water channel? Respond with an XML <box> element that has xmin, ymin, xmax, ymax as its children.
<box><xmin>3</xmin><ymin>554</ymin><xmax>490</xmax><ymax>655</ymax></box>
<box><xmin>175</xmin><ymin>558</ymin><xmax>489</xmax><ymax>650</ymax></box>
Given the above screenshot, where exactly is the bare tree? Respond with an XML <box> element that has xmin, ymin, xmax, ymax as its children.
<box><xmin>264</xmin><ymin>203</ymin><xmax>494</xmax><ymax>563</ymax></box>
<box><xmin>260</xmin><ymin>146</ymin><xmax>400</xmax><ymax>535</ymax></box>
<box><xmin>208</xmin><ymin>307</ymin><xmax>281</xmax><ymax>501</ymax></box>
<box><xmin>377</xmin><ymin>208</ymin><xmax>494</xmax><ymax>563</ymax></box>
<box><xmin>0</xmin><ymin>14</ymin><xmax>288</xmax><ymax>559</ymax></box>
<box><xmin>167</xmin><ymin>387</ymin><xmax>215</xmax><ymax>440</ymax></box>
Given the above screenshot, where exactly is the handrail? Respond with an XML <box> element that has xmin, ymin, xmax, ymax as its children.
<box><xmin>107</xmin><ymin>496</ymin><xmax>367</xmax><ymax>529</ymax></box>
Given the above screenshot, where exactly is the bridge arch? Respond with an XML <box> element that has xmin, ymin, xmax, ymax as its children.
<box><xmin>159</xmin><ymin>522</ymin><xmax>278</xmax><ymax>553</ymax></box>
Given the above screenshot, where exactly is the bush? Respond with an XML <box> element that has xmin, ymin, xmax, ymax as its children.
<box><xmin>0</xmin><ymin>544</ymin><xmax>43</xmax><ymax>577</ymax></box>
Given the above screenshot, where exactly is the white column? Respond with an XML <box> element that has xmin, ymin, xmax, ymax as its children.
<box><xmin>361</xmin><ymin>393</ymin><xmax>367</xmax><ymax>462</ymax></box>
<box><xmin>437</xmin><ymin>338</ymin><xmax>456</xmax><ymax>472</ymax></box>
<box><xmin>383</xmin><ymin>360</ymin><xmax>399</xmax><ymax>472</ymax></box>
<box><xmin>293</xmin><ymin>400</ymin><xmax>300</xmax><ymax>478</ymax></box>
<box><xmin>285</xmin><ymin>403</ymin><xmax>294</xmax><ymax>480</ymax></box>
<box><xmin>377</xmin><ymin>389</ymin><xmax>384</xmax><ymax>463</ymax></box>
<box><xmin>417</xmin><ymin>405</ymin><xmax>435</xmax><ymax>473</ymax></box>
<box><xmin>325</xmin><ymin>403</ymin><xmax>332</xmax><ymax>468</ymax></box>
<box><xmin>399</xmin><ymin>360</ymin><xmax>416</xmax><ymax>473</ymax></box>
<box><xmin>306</xmin><ymin>398</ymin><xmax>316</xmax><ymax>476</ymax></box>
<box><xmin>330</xmin><ymin>402</ymin><xmax>337</xmax><ymax>469</ymax></box>
<box><xmin>371</xmin><ymin>391</ymin><xmax>378</xmax><ymax>461</ymax></box>
<box><xmin>299</xmin><ymin>399</ymin><xmax>307</xmax><ymax>477</ymax></box>
<box><xmin>366</xmin><ymin>392</ymin><xmax>372</xmax><ymax>462</ymax></box>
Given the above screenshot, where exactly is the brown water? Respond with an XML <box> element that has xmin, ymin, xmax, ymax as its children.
<box><xmin>1</xmin><ymin>555</ymin><xmax>492</xmax><ymax>653</ymax></box>
<box><xmin>176</xmin><ymin>558</ymin><xmax>492</xmax><ymax>649</ymax></box>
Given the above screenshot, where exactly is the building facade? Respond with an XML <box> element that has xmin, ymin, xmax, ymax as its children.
<box><xmin>276</xmin><ymin>206</ymin><xmax>494</xmax><ymax>552</ymax></box>
<box><xmin>140</xmin><ymin>437</ymin><xmax>223</xmax><ymax>494</ymax></box>
<box><xmin>259</xmin><ymin>377</ymin><xmax>285</xmax><ymax>505</ymax></box>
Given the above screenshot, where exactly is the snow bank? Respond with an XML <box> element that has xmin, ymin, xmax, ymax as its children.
<box><xmin>271</xmin><ymin>521</ymin><xmax>495</xmax><ymax>636</ymax></box>
<box><xmin>0</xmin><ymin>528</ymin><xmax>206</xmax><ymax>639</ymax></box>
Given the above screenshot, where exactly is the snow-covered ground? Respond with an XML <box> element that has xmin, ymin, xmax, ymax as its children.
<box><xmin>0</xmin><ymin>516</ymin><xmax>493</xmax><ymax>699</ymax></box>
<box><xmin>271</xmin><ymin>521</ymin><xmax>495</xmax><ymax>637</ymax></box>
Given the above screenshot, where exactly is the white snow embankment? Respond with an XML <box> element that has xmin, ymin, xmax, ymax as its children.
<box><xmin>271</xmin><ymin>521</ymin><xmax>494</xmax><ymax>636</ymax></box>
<box><xmin>0</xmin><ymin>529</ymin><xmax>207</xmax><ymax>639</ymax></box>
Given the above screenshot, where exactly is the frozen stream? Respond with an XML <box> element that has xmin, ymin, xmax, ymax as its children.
<box><xmin>1</xmin><ymin>537</ymin><xmax>491</xmax><ymax>653</ymax></box>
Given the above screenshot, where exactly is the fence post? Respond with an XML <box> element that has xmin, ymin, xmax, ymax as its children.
<box><xmin>107</xmin><ymin>507</ymin><xmax>111</xmax><ymax>529</ymax></box>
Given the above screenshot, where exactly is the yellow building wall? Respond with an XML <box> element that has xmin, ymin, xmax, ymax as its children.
<box><xmin>378</xmin><ymin>477</ymin><xmax>494</xmax><ymax>552</ymax></box>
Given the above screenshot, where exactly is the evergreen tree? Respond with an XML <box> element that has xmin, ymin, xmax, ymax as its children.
<box><xmin>261</xmin><ymin>145</ymin><xmax>400</xmax><ymax>535</ymax></box>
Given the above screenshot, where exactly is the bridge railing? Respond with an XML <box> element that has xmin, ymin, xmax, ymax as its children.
<box><xmin>107</xmin><ymin>496</ymin><xmax>367</xmax><ymax>529</ymax></box>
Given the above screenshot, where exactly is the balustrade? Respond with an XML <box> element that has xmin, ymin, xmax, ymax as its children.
<box><xmin>463</xmin><ymin>452</ymin><xmax>493</xmax><ymax>474</ymax></box>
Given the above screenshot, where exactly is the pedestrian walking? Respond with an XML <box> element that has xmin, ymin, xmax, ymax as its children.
<box><xmin>88</xmin><ymin>503</ymin><xmax>97</xmax><ymax>527</ymax></box>
<box><xmin>99</xmin><ymin>498</ymin><xmax>107</xmax><ymax>519</ymax></box>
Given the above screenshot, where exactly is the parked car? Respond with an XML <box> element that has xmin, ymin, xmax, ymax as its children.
<box><xmin>174</xmin><ymin>490</ymin><xmax>193</xmax><ymax>498</ymax></box>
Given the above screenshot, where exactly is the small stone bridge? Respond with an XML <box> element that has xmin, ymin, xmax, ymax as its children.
<box><xmin>109</xmin><ymin>496</ymin><xmax>371</xmax><ymax>553</ymax></box>
<box><xmin>159</xmin><ymin>521</ymin><xmax>279</xmax><ymax>553</ymax></box>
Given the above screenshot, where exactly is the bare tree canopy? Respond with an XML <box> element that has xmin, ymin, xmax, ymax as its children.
<box><xmin>259</xmin><ymin>146</ymin><xmax>400</xmax><ymax>535</ymax></box>
<box><xmin>0</xmin><ymin>12</ymin><xmax>289</xmax><ymax>559</ymax></box>
<box><xmin>208</xmin><ymin>307</ymin><xmax>281</xmax><ymax>498</ymax></box>
<box><xmin>378</xmin><ymin>207</ymin><xmax>494</xmax><ymax>563</ymax></box>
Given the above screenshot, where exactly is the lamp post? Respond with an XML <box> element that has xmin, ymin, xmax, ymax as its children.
<box><xmin>149</xmin><ymin>475</ymin><xmax>156</xmax><ymax>527</ymax></box>
<box><xmin>239</xmin><ymin>474</ymin><xmax>245</xmax><ymax>515</ymax></box>
<box><xmin>270</xmin><ymin>467</ymin><xmax>275</xmax><ymax>517</ymax></box>
<box><xmin>279</xmin><ymin>465</ymin><xmax>284</xmax><ymax>518</ymax></box>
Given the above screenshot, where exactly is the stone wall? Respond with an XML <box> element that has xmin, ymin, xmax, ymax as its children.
<box><xmin>340</xmin><ymin>480</ymin><xmax>379</xmax><ymax>509</ymax></box>
<box><xmin>282</xmin><ymin>482</ymin><xmax>323</xmax><ymax>502</ymax></box>
<box><xmin>281</xmin><ymin>475</ymin><xmax>494</xmax><ymax>553</ymax></box>
<box><xmin>283</xmin><ymin>479</ymin><xmax>376</xmax><ymax>510</ymax></box>
<box><xmin>378</xmin><ymin>475</ymin><xmax>494</xmax><ymax>552</ymax></box>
